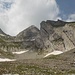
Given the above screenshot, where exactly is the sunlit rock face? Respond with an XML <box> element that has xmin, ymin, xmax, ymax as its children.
<box><xmin>40</xmin><ymin>20</ymin><xmax>75</xmax><ymax>52</ymax></box>
<box><xmin>0</xmin><ymin>19</ymin><xmax>75</xmax><ymax>53</ymax></box>
<box><xmin>15</xmin><ymin>19</ymin><xmax>75</xmax><ymax>52</ymax></box>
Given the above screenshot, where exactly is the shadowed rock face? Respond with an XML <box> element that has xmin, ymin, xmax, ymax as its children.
<box><xmin>0</xmin><ymin>20</ymin><xmax>75</xmax><ymax>53</ymax></box>
<box><xmin>15</xmin><ymin>19</ymin><xmax>75</xmax><ymax>52</ymax></box>
<box><xmin>16</xmin><ymin>25</ymin><xmax>44</xmax><ymax>50</ymax></box>
<box><xmin>45</xmin><ymin>19</ymin><xmax>66</xmax><ymax>27</ymax></box>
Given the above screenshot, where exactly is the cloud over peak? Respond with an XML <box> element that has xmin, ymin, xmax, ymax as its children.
<box><xmin>0</xmin><ymin>0</ymin><xmax>60</xmax><ymax>35</ymax></box>
<box><xmin>66</xmin><ymin>13</ymin><xmax>75</xmax><ymax>22</ymax></box>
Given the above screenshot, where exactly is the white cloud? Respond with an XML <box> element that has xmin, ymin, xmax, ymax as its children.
<box><xmin>66</xmin><ymin>13</ymin><xmax>75</xmax><ymax>22</ymax></box>
<box><xmin>0</xmin><ymin>0</ymin><xmax>60</xmax><ymax>35</ymax></box>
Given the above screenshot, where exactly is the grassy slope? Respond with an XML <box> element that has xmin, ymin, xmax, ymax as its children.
<box><xmin>0</xmin><ymin>49</ymin><xmax>14</xmax><ymax>59</ymax></box>
<box><xmin>0</xmin><ymin>48</ymin><xmax>75</xmax><ymax>75</ymax></box>
<box><xmin>0</xmin><ymin>59</ymin><xmax>75</xmax><ymax>75</ymax></box>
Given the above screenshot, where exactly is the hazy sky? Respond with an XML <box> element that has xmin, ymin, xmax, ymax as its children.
<box><xmin>0</xmin><ymin>0</ymin><xmax>75</xmax><ymax>36</ymax></box>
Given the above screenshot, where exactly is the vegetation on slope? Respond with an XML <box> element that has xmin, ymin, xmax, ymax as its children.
<box><xmin>0</xmin><ymin>49</ymin><xmax>14</xmax><ymax>59</ymax></box>
<box><xmin>0</xmin><ymin>61</ymin><xmax>75</xmax><ymax>75</ymax></box>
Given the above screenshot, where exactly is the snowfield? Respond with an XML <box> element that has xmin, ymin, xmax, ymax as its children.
<box><xmin>0</xmin><ymin>58</ymin><xmax>16</xmax><ymax>62</ymax></box>
<box><xmin>12</xmin><ymin>50</ymin><xmax>29</xmax><ymax>54</ymax></box>
<box><xmin>44</xmin><ymin>51</ymin><xmax>63</xmax><ymax>58</ymax></box>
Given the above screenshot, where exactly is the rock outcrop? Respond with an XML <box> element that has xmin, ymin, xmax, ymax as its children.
<box><xmin>0</xmin><ymin>19</ymin><xmax>75</xmax><ymax>53</ymax></box>
<box><xmin>0</xmin><ymin>29</ymin><xmax>22</xmax><ymax>52</ymax></box>
<box><xmin>15</xmin><ymin>19</ymin><xmax>75</xmax><ymax>52</ymax></box>
<box><xmin>40</xmin><ymin>20</ymin><xmax>75</xmax><ymax>52</ymax></box>
<box><xmin>16</xmin><ymin>25</ymin><xmax>44</xmax><ymax>50</ymax></box>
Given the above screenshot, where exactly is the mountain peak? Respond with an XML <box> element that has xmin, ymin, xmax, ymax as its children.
<box><xmin>17</xmin><ymin>25</ymin><xmax>40</xmax><ymax>39</ymax></box>
<box><xmin>45</xmin><ymin>19</ymin><xmax>66</xmax><ymax>27</ymax></box>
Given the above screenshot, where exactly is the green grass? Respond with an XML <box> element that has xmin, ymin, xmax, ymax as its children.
<box><xmin>0</xmin><ymin>36</ymin><xmax>22</xmax><ymax>48</ymax></box>
<box><xmin>0</xmin><ymin>49</ymin><xmax>14</xmax><ymax>58</ymax></box>
<box><xmin>68</xmin><ymin>70</ymin><xmax>75</xmax><ymax>74</ymax></box>
<box><xmin>0</xmin><ymin>62</ymin><xmax>66</xmax><ymax>75</ymax></box>
<box><xmin>0</xmin><ymin>37</ymin><xmax>6</xmax><ymax>43</ymax></box>
<box><xmin>0</xmin><ymin>62</ymin><xmax>75</xmax><ymax>75</ymax></box>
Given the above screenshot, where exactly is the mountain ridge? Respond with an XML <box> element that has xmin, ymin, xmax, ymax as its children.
<box><xmin>0</xmin><ymin>19</ymin><xmax>75</xmax><ymax>53</ymax></box>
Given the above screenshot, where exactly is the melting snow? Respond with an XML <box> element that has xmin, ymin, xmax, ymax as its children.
<box><xmin>0</xmin><ymin>58</ymin><xmax>16</xmax><ymax>62</ymax></box>
<box><xmin>44</xmin><ymin>51</ymin><xmax>63</xmax><ymax>58</ymax></box>
<box><xmin>12</xmin><ymin>50</ymin><xmax>29</xmax><ymax>54</ymax></box>
<box><xmin>30</xmin><ymin>39</ymin><xmax>35</xmax><ymax>41</ymax></box>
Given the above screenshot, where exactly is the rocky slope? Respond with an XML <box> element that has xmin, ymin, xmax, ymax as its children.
<box><xmin>16</xmin><ymin>25</ymin><xmax>43</xmax><ymax>51</ymax></box>
<box><xmin>16</xmin><ymin>19</ymin><xmax>75</xmax><ymax>53</ymax></box>
<box><xmin>40</xmin><ymin>20</ymin><xmax>75</xmax><ymax>52</ymax></box>
<box><xmin>0</xmin><ymin>19</ymin><xmax>75</xmax><ymax>74</ymax></box>
<box><xmin>0</xmin><ymin>20</ymin><xmax>75</xmax><ymax>54</ymax></box>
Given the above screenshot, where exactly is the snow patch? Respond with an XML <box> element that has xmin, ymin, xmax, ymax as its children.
<box><xmin>30</xmin><ymin>39</ymin><xmax>35</xmax><ymax>41</ymax></box>
<box><xmin>0</xmin><ymin>58</ymin><xmax>16</xmax><ymax>62</ymax></box>
<box><xmin>12</xmin><ymin>50</ymin><xmax>29</xmax><ymax>54</ymax></box>
<box><xmin>44</xmin><ymin>51</ymin><xmax>63</xmax><ymax>58</ymax></box>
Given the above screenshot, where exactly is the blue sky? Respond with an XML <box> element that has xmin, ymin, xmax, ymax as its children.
<box><xmin>0</xmin><ymin>0</ymin><xmax>75</xmax><ymax>35</ymax></box>
<box><xmin>56</xmin><ymin>0</ymin><xmax>75</xmax><ymax>20</ymax></box>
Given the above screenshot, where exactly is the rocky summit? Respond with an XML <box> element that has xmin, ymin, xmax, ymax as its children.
<box><xmin>16</xmin><ymin>19</ymin><xmax>75</xmax><ymax>53</ymax></box>
<box><xmin>0</xmin><ymin>19</ymin><xmax>75</xmax><ymax>53</ymax></box>
<box><xmin>40</xmin><ymin>20</ymin><xmax>75</xmax><ymax>52</ymax></box>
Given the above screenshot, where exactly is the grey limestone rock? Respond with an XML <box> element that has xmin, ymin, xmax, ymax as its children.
<box><xmin>0</xmin><ymin>20</ymin><xmax>75</xmax><ymax>53</ymax></box>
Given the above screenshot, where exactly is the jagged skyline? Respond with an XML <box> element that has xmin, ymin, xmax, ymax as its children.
<box><xmin>0</xmin><ymin>0</ymin><xmax>75</xmax><ymax>35</ymax></box>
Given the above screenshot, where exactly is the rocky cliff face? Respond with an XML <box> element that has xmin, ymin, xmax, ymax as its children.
<box><xmin>16</xmin><ymin>25</ymin><xmax>44</xmax><ymax>51</ymax></box>
<box><xmin>0</xmin><ymin>20</ymin><xmax>75</xmax><ymax>53</ymax></box>
<box><xmin>40</xmin><ymin>20</ymin><xmax>75</xmax><ymax>52</ymax></box>
<box><xmin>15</xmin><ymin>19</ymin><xmax>75</xmax><ymax>52</ymax></box>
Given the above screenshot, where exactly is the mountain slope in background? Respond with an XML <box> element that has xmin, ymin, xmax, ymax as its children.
<box><xmin>16</xmin><ymin>19</ymin><xmax>75</xmax><ymax>53</ymax></box>
<box><xmin>0</xmin><ymin>20</ymin><xmax>75</xmax><ymax>74</ymax></box>
<box><xmin>0</xmin><ymin>19</ymin><xmax>75</xmax><ymax>59</ymax></box>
